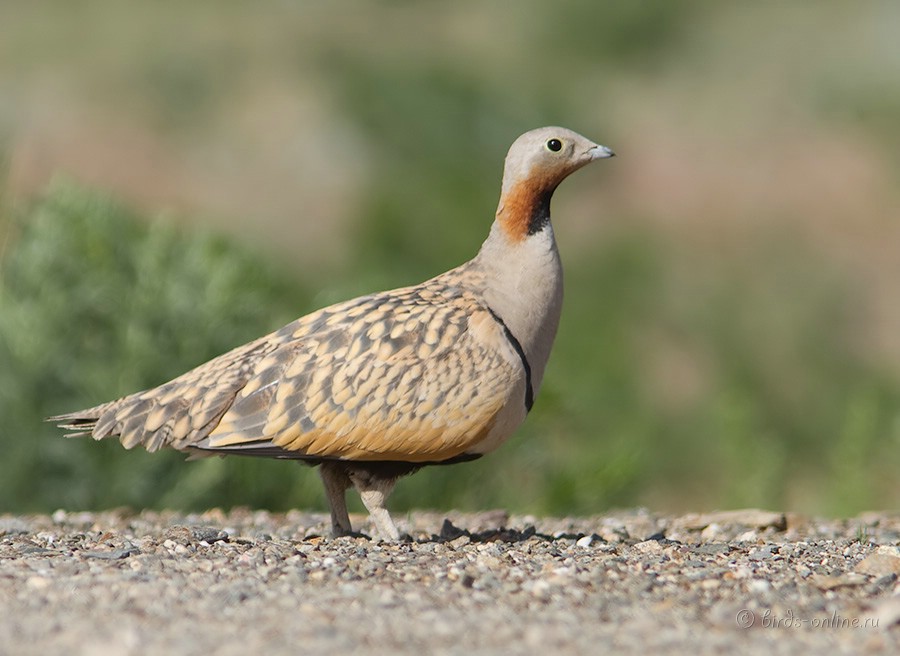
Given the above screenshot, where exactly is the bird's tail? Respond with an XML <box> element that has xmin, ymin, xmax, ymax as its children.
<box><xmin>46</xmin><ymin>400</ymin><xmax>120</xmax><ymax>438</ymax></box>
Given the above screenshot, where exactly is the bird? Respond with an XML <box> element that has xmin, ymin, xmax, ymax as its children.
<box><xmin>48</xmin><ymin>126</ymin><xmax>615</xmax><ymax>540</ymax></box>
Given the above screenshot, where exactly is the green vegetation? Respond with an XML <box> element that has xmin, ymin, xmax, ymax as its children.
<box><xmin>0</xmin><ymin>182</ymin><xmax>318</xmax><ymax>512</ymax></box>
<box><xmin>2</xmin><ymin>180</ymin><xmax>898</xmax><ymax>517</ymax></box>
<box><xmin>2</xmin><ymin>1</ymin><xmax>899</xmax><ymax>517</ymax></box>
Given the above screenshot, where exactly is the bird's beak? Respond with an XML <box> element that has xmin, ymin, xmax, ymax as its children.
<box><xmin>588</xmin><ymin>144</ymin><xmax>616</xmax><ymax>160</ymax></box>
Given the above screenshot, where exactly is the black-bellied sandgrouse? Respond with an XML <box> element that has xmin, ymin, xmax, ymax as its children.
<box><xmin>49</xmin><ymin>127</ymin><xmax>614</xmax><ymax>540</ymax></box>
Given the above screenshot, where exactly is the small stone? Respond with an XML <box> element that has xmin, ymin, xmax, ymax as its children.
<box><xmin>440</xmin><ymin>519</ymin><xmax>468</xmax><ymax>541</ymax></box>
<box><xmin>25</xmin><ymin>576</ymin><xmax>51</xmax><ymax>590</ymax></box>
<box><xmin>192</xmin><ymin>527</ymin><xmax>229</xmax><ymax>544</ymax></box>
<box><xmin>529</xmin><ymin>579</ymin><xmax>551</xmax><ymax>598</ymax></box>
<box><xmin>478</xmin><ymin>555</ymin><xmax>502</xmax><ymax>569</ymax></box>
<box><xmin>700</xmin><ymin>524</ymin><xmax>723</xmax><ymax>541</ymax></box>
<box><xmin>575</xmin><ymin>535</ymin><xmax>595</xmax><ymax>548</ymax></box>
<box><xmin>748</xmin><ymin>579</ymin><xmax>770</xmax><ymax>593</ymax></box>
<box><xmin>676</xmin><ymin>510</ymin><xmax>787</xmax><ymax>532</ymax></box>
<box><xmin>809</xmin><ymin>573</ymin><xmax>867</xmax><ymax>590</ymax></box>
<box><xmin>873</xmin><ymin>597</ymin><xmax>900</xmax><ymax>627</ymax></box>
<box><xmin>598</xmin><ymin>526</ymin><xmax>629</xmax><ymax>543</ymax></box>
<box><xmin>731</xmin><ymin>566</ymin><xmax>753</xmax><ymax>579</ymax></box>
<box><xmin>378</xmin><ymin>589</ymin><xmax>397</xmax><ymax>606</ymax></box>
<box><xmin>866</xmin><ymin>573</ymin><xmax>898</xmax><ymax>594</ymax></box>
<box><xmin>450</xmin><ymin>535</ymin><xmax>471</xmax><ymax>549</ymax></box>
<box><xmin>0</xmin><ymin>518</ymin><xmax>30</xmax><ymax>535</ymax></box>
<box><xmin>748</xmin><ymin>546</ymin><xmax>774</xmax><ymax>561</ymax></box>
<box><xmin>79</xmin><ymin>547</ymin><xmax>140</xmax><ymax>560</ymax></box>
<box><xmin>855</xmin><ymin>552</ymin><xmax>900</xmax><ymax>577</ymax></box>
<box><xmin>693</xmin><ymin>543</ymin><xmax>729</xmax><ymax>556</ymax></box>
<box><xmin>632</xmin><ymin>540</ymin><xmax>663</xmax><ymax>554</ymax></box>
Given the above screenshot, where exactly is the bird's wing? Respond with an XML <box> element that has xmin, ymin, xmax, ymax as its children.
<box><xmin>48</xmin><ymin>334</ymin><xmax>282</xmax><ymax>452</ymax></box>
<box><xmin>51</xmin><ymin>282</ymin><xmax>525</xmax><ymax>462</ymax></box>
<box><xmin>200</xmin><ymin>285</ymin><xmax>523</xmax><ymax>462</ymax></box>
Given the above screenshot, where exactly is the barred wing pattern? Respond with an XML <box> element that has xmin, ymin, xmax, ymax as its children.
<box><xmin>52</xmin><ymin>336</ymin><xmax>279</xmax><ymax>452</ymax></box>
<box><xmin>51</xmin><ymin>278</ymin><xmax>523</xmax><ymax>463</ymax></box>
<box><xmin>47</xmin><ymin>126</ymin><xmax>613</xmax><ymax>540</ymax></box>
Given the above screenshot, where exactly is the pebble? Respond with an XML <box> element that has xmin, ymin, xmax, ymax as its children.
<box><xmin>748</xmin><ymin>579</ymin><xmax>770</xmax><ymax>593</ymax></box>
<box><xmin>873</xmin><ymin>597</ymin><xmax>900</xmax><ymax>627</ymax></box>
<box><xmin>1</xmin><ymin>509</ymin><xmax>898</xmax><ymax>654</ymax></box>
<box><xmin>632</xmin><ymin>539</ymin><xmax>663</xmax><ymax>554</ymax></box>
<box><xmin>575</xmin><ymin>535</ymin><xmax>595</xmax><ymax>548</ymax></box>
<box><xmin>854</xmin><ymin>551</ymin><xmax>900</xmax><ymax>577</ymax></box>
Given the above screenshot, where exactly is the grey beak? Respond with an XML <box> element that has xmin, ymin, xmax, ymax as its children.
<box><xmin>589</xmin><ymin>144</ymin><xmax>616</xmax><ymax>160</ymax></box>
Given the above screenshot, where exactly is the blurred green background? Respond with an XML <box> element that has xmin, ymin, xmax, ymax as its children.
<box><xmin>2</xmin><ymin>0</ymin><xmax>900</xmax><ymax>518</ymax></box>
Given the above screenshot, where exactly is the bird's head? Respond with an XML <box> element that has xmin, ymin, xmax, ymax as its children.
<box><xmin>497</xmin><ymin>126</ymin><xmax>614</xmax><ymax>241</ymax></box>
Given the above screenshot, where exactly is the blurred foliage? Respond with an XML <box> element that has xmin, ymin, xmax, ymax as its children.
<box><xmin>2</xmin><ymin>0</ymin><xmax>900</xmax><ymax>518</ymax></box>
<box><xmin>2</xmin><ymin>181</ymin><xmax>899</xmax><ymax>517</ymax></box>
<box><xmin>0</xmin><ymin>182</ymin><xmax>321</xmax><ymax>512</ymax></box>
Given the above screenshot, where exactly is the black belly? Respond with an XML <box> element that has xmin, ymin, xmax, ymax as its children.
<box><xmin>191</xmin><ymin>445</ymin><xmax>482</xmax><ymax>478</ymax></box>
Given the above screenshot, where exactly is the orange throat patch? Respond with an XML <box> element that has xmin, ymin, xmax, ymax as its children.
<box><xmin>496</xmin><ymin>179</ymin><xmax>554</xmax><ymax>242</ymax></box>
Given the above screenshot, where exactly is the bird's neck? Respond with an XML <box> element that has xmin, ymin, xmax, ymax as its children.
<box><xmin>495</xmin><ymin>177</ymin><xmax>557</xmax><ymax>243</ymax></box>
<box><xmin>473</xmin><ymin>215</ymin><xmax>564</xmax><ymax>396</ymax></box>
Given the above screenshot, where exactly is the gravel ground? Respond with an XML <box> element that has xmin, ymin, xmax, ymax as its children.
<box><xmin>3</xmin><ymin>508</ymin><xmax>900</xmax><ymax>655</ymax></box>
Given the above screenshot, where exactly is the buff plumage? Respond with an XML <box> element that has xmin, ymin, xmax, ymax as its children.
<box><xmin>49</xmin><ymin>126</ymin><xmax>614</xmax><ymax>540</ymax></box>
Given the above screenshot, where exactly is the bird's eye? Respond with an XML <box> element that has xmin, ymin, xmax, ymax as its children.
<box><xmin>546</xmin><ymin>138</ymin><xmax>562</xmax><ymax>152</ymax></box>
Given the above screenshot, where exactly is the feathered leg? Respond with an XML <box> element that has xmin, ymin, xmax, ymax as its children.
<box><xmin>318</xmin><ymin>462</ymin><xmax>353</xmax><ymax>537</ymax></box>
<box><xmin>348</xmin><ymin>469</ymin><xmax>400</xmax><ymax>541</ymax></box>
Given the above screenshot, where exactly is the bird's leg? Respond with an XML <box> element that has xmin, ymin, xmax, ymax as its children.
<box><xmin>348</xmin><ymin>470</ymin><xmax>400</xmax><ymax>541</ymax></box>
<box><xmin>318</xmin><ymin>462</ymin><xmax>353</xmax><ymax>537</ymax></box>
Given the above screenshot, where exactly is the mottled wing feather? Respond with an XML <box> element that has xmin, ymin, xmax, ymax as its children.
<box><xmin>49</xmin><ymin>272</ymin><xmax>523</xmax><ymax>463</ymax></box>
<box><xmin>202</xmin><ymin>284</ymin><xmax>522</xmax><ymax>462</ymax></box>
<box><xmin>49</xmin><ymin>335</ymin><xmax>281</xmax><ymax>451</ymax></box>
